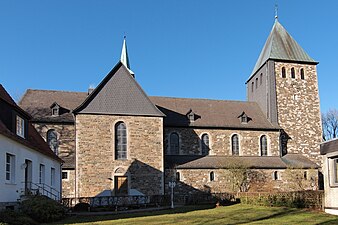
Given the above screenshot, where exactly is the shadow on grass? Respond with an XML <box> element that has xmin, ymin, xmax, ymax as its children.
<box><xmin>317</xmin><ymin>218</ymin><xmax>338</xmax><ymax>225</ymax></box>
<box><xmin>51</xmin><ymin>204</ymin><xmax>215</xmax><ymax>225</ymax></box>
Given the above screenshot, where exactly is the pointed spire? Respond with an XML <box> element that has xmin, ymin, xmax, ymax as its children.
<box><xmin>120</xmin><ymin>36</ymin><xmax>130</xmax><ymax>69</ymax></box>
<box><xmin>249</xmin><ymin>20</ymin><xmax>317</xmax><ymax>78</ymax></box>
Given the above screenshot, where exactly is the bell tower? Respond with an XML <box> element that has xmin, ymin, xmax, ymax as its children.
<box><xmin>246</xmin><ymin>19</ymin><xmax>322</xmax><ymax>164</ymax></box>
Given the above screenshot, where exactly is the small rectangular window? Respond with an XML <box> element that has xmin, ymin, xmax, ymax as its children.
<box><xmin>39</xmin><ymin>164</ymin><xmax>45</xmax><ymax>184</ymax></box>
<box><xmin>6</xmin><ymin>153</ymin><xmax>15</xmax><ymax>183</ymax></box>
<box><xmin>51</xmin><ymin>168</ymin><xmax>55</xmax><ymax>187</ymax></box>
<box><xmin>62</xmin><ymin>171</ymin><xmax>69</xmax><ymax>180</ymax></box>
<box><xmin>16</xmin><ymin>116</ymin><xmax>25</xmax><ymax>138</ymax></box>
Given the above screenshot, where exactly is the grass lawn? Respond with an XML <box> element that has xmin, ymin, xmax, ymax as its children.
<box><xmin>52</xmin><ymin>204</ymin><xmax>338</xmax><ymax>225</ymax></box>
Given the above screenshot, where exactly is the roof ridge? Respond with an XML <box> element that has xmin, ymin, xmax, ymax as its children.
<box><xmin>27</xmin><ymin>89</ymin><xmax>87</xmax><ymax>94</ymax></box>
<box><xmin>150</xmin><ymin>96</ymin><xmax>253</xmax><ymax>104</ymax></box>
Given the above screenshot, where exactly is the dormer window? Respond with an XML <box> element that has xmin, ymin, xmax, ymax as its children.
<box><xmin>50</xmin><ymin>102</ymin><xmax>60</xmax><ymax>116</ymax></box>
<box><xmin>52</xmin><ymin>107</ymin><xmax>59</xmax><ymax>116</ymax></box>
<box><xmin>238</xmin><ymin>111</ymin><xmax>250</xmax><ymax>124</ymax></box>
<box><xmin>186</xmin><ymin>109</ymin><xmax>195</xmax><ymax>123</ymax></box>
<box><xmin>16</xmin><ymin>115</ymin><xmax>25</xmax><ymax>138</ymax></box>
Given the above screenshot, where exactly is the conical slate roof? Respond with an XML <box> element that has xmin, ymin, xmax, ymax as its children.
<box><xmin>250</xmin><ymin>20</ymin><xmax>317</xmax><ymax>77</ymax></box>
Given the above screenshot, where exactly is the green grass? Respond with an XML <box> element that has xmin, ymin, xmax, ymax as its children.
<box><xmin>51</xmin><ymin>204</ymin><xmax>338</xmax><ymax>225</ymax></box>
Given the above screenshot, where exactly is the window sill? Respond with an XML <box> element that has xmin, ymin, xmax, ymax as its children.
<box><xmin>5</xmin><ymin>182</ymin><xmax>17</xmax><ymax>185</ymax></box>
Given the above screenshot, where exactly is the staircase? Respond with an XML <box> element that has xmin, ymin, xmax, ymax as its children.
<box><xmin>20</xmin><ymin>182</ymin><xmax>61</xmax><ymax>201</ymax></box>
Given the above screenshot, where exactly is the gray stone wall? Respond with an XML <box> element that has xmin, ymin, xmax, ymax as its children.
<box><xmin>164</xmin><ymin>127</ymin><xmax>280</xmax><ymax>156</ymax></box>
<box><xmin>274</xmin><ymin>62</ymin><xmax>322</xmax><ymax>164</ymax></box>
<box><xmin>76</xmin><ymin>114</ymin><xmax>164</xmax><ymax>197</ymax></box>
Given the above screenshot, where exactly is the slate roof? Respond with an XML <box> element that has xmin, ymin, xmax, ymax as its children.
<box><xmin>165</xmin><ymin>154</ymin><xmax>319</xmax><ymax>169</ymax></box>
<box><xmin>320</xmin><ymin>138</ymin><xmax>338</xmax><ymax>155</ymax></box>
<box><xmin>20</xmin><ymin>91</ymin><xmax>279</xmax><ymax>130</ymax></box>
<box><xmin>250</xmin><ymin>20</ymin><xmax>317</xmax><ymax>79</ymax></box>
<box><xmin>73</xmin><ymin>62</ymin><xmax>165</xmax><ymax>117</ymax></box>
<box><xmin>150</xmin><ymin>96</ymin><xmax>279</xmax><ymax>130</ymax></box>
<box><xmin>0</xmin><ymin>85</ymin><xmax>62</xmax><ymax>163</ymax></box>
<box><xmin>19</xmin><ymin>89</ymin><xmax>88</xmax><ymax>123</ymax></box>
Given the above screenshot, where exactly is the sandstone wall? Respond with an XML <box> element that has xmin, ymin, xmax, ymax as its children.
<box><xmin>76</xmin><ymin>114</ymin><xmax>164</xmax><ymax>197</ymax></box>
<box><xmin>274</xmin><ymin>62</ymin><xmax>322</xmax><ymax>165</ymax></box>
<box><xmin>165</xmin><ymin>168</ymin><xmax>318</xmax><ymax>194</ymax></box>
<box><xmin>164</xmin><ymin>128</ymin><xmax>280</xmax><ymax>156</ymax></box>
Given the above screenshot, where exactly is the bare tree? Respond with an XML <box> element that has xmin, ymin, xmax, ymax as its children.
<box><xmin>322</xmin><ymin>109</ymin><xmax>338</xmax><ymax>141</ymax></box>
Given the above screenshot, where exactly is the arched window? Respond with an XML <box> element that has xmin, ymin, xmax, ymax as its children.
<box><xmin>47</xmin><ymin>129</ymin><xmax>58</xmax><ymax>155</ymax></box>
<box><xmin>201</xmin><ymin>134</ymin><xmax>210</xmax><ymax>155</ymax></box>
<box><xmin>255</xmin><ymin>77</ymin><xmax>258</xmax><ymax>89</ymax></box>
<box><xmin>260</xmin><ymin>73</ymin><xmax>263</xmax><ymax>85</ymax></box>
<box><xmin>291</xmin><ymin>67</ymin><xmax>295</xmax><ymax>79</ymax></box>
<box><xmin>176</xmin><ymin>172</ymin><xmax>180</xmax><ymax>181</ymax></box>
<box><xmin>231</xmin><ymin>134</ymin><xmax>239</xmax><ymax>156</ymax></box>
<box><xmin>115</xmin><ymin>122</ymin><xmax>127</xmax><ymax>160</ymax></box>
<box><xmin>281</xmin><ymin>67</ymin><xmax>286</xmax><ymax>78</ymax></box>
<box><xmin>210</xmin><ymin>171</ymin><xmax>215</xmax><ymax>181</ymax></box>
<box><xmin>300</xmin><ymin>68</ymin><xmax>305</xmax><ymax>80</ymax></box>
<box><xmin>251</xmin><ymin>82</ymin><xmax>254</xmax><ymax>92</ymax></box>
<box><xmin>260</xmin><ymin>135</ymin><xmax>268</xmax><ymax>156</ymax></box>
<box><xmin>170</xmin><ymin>133</ymin><xmax>179</xmax><ymax>155</ymax></box>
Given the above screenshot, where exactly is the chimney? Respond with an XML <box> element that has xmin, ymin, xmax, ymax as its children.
<box><xmin>88</xmin><ymin>84</ymin><xmax>95</xmax><ymax>95</ymax></box>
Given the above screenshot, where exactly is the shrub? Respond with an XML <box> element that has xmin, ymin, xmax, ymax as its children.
<box><xmin>20</xmin><ymin>196</ymin><xmax>66</xmax><ymax>223</ymax></box>
<box><xmin>0</xmin><ymin>210</ymin><xmax>37</xmax><ymax>225</ymax></box>
<box><xmin>73</xmin><ymin>202</ymin><xmax>90</xmax><ymax>212</ymax></box>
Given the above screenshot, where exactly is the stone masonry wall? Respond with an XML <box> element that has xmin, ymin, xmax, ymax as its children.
<box><xmin>33</xmin><ymin>123</ymin><xmax>76</xmax><ymax>198</ymax></box>
<box><xmin>165</xmin><ymin>168</ymin><xmax>318</xmax><ymax>194</ymax></box>
<box><xmin>76</xmin><ymin>114</ymin><xmax>163</xmax><ymax>197</ymax></box>
<box><xmin>62</xmin><ymin>169</ymin><xmax>75</xmax><ymax>198</ymax></box>
<box><xmin>164</xmin><ymin>128</ymin><xmax>280</xmax><ymax>156</ymax></box>
<box><xmin>274</xmin><ymin>62</ymin><xmax>322</xmax><ymax>165</ymax></box>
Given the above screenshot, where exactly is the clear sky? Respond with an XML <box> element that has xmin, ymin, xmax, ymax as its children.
<box><xmin>0</xmin><ymin>0</ymin><xmax>337</xmax><ymax>113</ymax></box>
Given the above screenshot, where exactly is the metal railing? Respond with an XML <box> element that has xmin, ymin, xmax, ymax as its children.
<box><xmin>21</xmin><ymin>182</ymin><xmax>60</xmax><ymax>201</ymax></box>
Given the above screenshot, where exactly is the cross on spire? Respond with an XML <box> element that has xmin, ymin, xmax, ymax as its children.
<box><xmin>275</xmin><ymin>3</ymin><xmax>278</xmax><ymax>20</ymax></box>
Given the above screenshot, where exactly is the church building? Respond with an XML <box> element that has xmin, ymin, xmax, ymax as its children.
<box><xmin>19</xmin><ymin>18</ymin><xmax>322</xmax><ymax>198</ymax></box>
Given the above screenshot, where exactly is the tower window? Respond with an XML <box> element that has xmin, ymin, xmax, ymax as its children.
<box><xmin>281</xmin><ymin>67</ymin><xmax>286</xmax><ymax>78</ymax></box>
<box><xmin>260</xmin><ymin>73</ymin><xmax>263</xmax><ymax>85</ymax></box>
<box><xmin>291</xmin><ymin>67</ymin><xmax>295</xmax><ymax>79</ymax></box>
<box><xmin>260</xmin><ymin>135</ymin><xmax>268</xmax><ymax>156</ymax></box>
<box><xmin>251</xmin><ymin>82</ymin><xmax>254</xmax><ymax>92</ymax></box>
<box><xmin>300</xmin><ymin>68</ymin><xmax>305</xmax><ymax>80</ymax></box>
<box><xmin>255</xmin><ymin>78</ymin><xmax>258</xmax><ymax>89</ymax></box>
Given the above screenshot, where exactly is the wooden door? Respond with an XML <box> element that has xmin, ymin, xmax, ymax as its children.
<box><xmin>114</xmin><ymin>176</ymin><xmax>128</xmax><ymax>196</ymax></box>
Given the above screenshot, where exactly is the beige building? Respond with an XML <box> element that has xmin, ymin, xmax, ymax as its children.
<box><xmin>321</xmin><ymin>139</ymin><xmax>338</xmax><ymax>215</ymax></box>
<box><xmin>19</xmin><ymin>18</ymin><xmax>322</xmax><ymax>198</ymax></box>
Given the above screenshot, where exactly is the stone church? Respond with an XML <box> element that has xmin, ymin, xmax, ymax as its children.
<box><xmin>19</xmin><ymin>18</ymin><xmax>322</xmax><ymax>198</ymax></box>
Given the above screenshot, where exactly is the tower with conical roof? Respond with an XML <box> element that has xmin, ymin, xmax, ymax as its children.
<box><xmin>247</xmin><ymin>18</ymin><xmax>322</xmax><ymax>164</ymax></box>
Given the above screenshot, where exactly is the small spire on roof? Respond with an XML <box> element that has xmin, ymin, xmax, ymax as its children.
<box><xmin>275</xmin><ymin>3</ymin><xmax>278</xmax><ymax>20</ymax></box>
<box><xmin>120</xmin><ymin>36</ymin><xmax>134</xmax><ymax>76</ymax></box>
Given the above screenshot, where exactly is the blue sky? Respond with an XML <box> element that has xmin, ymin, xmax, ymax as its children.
<box><xmin>0</xmin><ymin>0</ymin><xmax>337</xmax><ymax>113</ymax></box>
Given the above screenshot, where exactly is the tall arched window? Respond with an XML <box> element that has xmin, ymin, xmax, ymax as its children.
<box><xmin>260</xmin><ymin>135</ymin><xmax>268</xmax><ymax>156</ymax></box>
<box><xmin>281</xmin><ymin>67</ymin><xmax>286</xmax><ymax>78</ymax></box>
<box><xmin>231</xmin><ymin>134</ymin><xmax>239</xmax><ymax>155</ymax></box>
<box><xmin>176</xmin><ymin>172</ymin><xmax>180</xmax><ymax>181</ymax></box>
<box><xmin>47</xmin><ymin>129</ymin><xmax>58</xmax><ymax>155</ymax></box>
<box><xmin>300</xmin><ymin>68</ymin><xmax>305</xmax><ymax>80</ymax></box>
<box><xmin>115</xmin><ymin>122</ymin><xmax>127</xmax><ymax>160</ymax></box>
<box><xmin>201</xmin><ymin>133</ymin><xmax>210</xmax><ymax>155</ymax></box>
<box><xmin>170</xmin><ymin>133</ymin><xmax>179</xmax><ymax>155</ymax></box>
<box><xmin>291</xmin><ymin>67</ymin><xmax>295</xmax><ymax>79</ymax></box>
